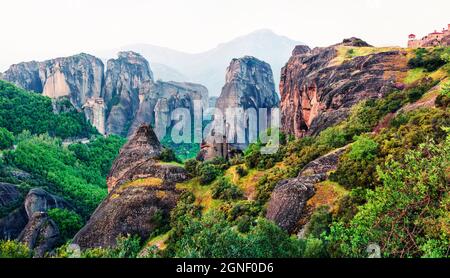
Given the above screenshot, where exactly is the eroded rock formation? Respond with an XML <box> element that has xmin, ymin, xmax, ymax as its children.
<box><xmin>0</xmin><ymin>187</ymin><xmax>71</xmax><ymax>256</ymax></box>
<box><xmin>280</xmin><ymin>38</ymin><xmax>408</xmax><ymax>138</ymax></box>
<box><xmin>2</xmin><ymin>51</ymin><xmax>208</xmax><ymax>138</ymax></box>
<box><xmin>199</xmin><ymin>56</ymin><xmax>279</xmax><ymax>160</ymax></box>
<box><xmin>18</xmin><ymin>212</ymin><xmax>60</xmax><ymax>257</ymax></box>
<box><xmin>73</xmin><ymin>124</ymin><xmax>188</xmax><ymax>249</ymax></box>
<box><xmin>266</xmin><ymin>147</ymin><xmax>347</xmax><ymax>233</ymax></box>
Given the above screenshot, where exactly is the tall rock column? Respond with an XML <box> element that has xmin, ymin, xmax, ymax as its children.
<box><xmin>103</xmin><ymin>51</ymin><xmax>154</xmax><ymax>136</ymax></box>
<box><xmin>214</xmin><ymin>56</ymin><xmax>279</xmax><ymax>150</ymax></box>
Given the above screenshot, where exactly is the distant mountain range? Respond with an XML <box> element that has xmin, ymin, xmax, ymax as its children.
<box><xmin>96</xmin><ymin>29</ymin><xmax>303</xmax><ymax>96</ymax></box>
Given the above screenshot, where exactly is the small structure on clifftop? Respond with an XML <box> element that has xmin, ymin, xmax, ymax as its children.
<box><xmin>408</xmin><ymin>24</ymin><xmax>450</xmax><ymax>48</ymax></box>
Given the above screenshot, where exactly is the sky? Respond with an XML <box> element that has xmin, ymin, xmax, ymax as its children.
<box><xmin>1</xmin><ymin>0</ymin><xmax>449</xmax><ymax>71</ymax></box>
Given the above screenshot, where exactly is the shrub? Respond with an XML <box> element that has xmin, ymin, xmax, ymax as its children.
<box><xmin>159</xmin><ymin>148</ymin><xmax>179</xmax><ymax>162</ymax></box>
<box><xmin>235</xmin><ymin>165</ymin><xmax>248</xmax><ymax>177</ymax></box>
<box><xmin>198</xmin><ymin>163</ymin><xmax>221</xmax><ymax>185</ymax></box>
<box><xmin>0</xmin><ymin>240</ymin><xmax>32</xmax><ymax>258</ymax></box>
<box><xmin>305</xmin><ymin>206</ymin><xmax>332</xmax><ymax>238</ymax></box>
<box><xmin>348</xmin><ymin>135</ymin><xmax>378</xmax><ymax>161</ymax></box>
<box><xmin>47</xmin><ymin>208</ymin><xmax>83</xmax><ymax>243</ymax></box>
<box><xmin>211</xmin><ymin>178</ymin><xmax>243</xmax><ymax>201</ymax></box>
<box><xmin>184</xmin><ymin>158</ymin><xmax>199</xmax><ymax>177</ymax></box>
<box><xmin>327</xmin><ymin>136</ymin><xmax>450</xmax><ymax>258</ymax></box>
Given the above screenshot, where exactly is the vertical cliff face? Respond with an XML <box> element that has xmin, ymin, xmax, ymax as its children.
<box><xmin>214</xmin><ymin>56</ymin><xmax>279</xmax><ymax>150</ymax></box>
<box><xmin>280</xmin><ymin>38</ymin><xmax>408</xmax><ymax>138</ymax></box>
<box><xmin>102</xmin><ymin>51</ymin><xmax>209</xmax><ymax>138</ymax></box>
<box><xmin>128</xmin><ymin>80</ymin><xmax>208</xmax><ymax>138</ymax></box>
<box><xmin>2</xmin><ymin>54</ymin><xmax>105</xmax><ymax>133</ymax></box>
<box><xmin>2</xmin><ymin>51</ymin><xmax>208</xmax><ymax>138</ymax></box>
<box><xmin>103</xmin><ymin>51</ymin><xmax>153</xmax><ymax>136</ymax></box>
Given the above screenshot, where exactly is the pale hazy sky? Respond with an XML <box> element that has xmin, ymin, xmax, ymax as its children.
<box><xmin>1</xmin><ymin>0</ymin><xmax>449</xmax><ymax>71</ymax></box>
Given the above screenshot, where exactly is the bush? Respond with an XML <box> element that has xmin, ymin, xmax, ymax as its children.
<box><xmin>47</xmin><ymin>208</ymin><xmax>83</xmax><ymax>243</ymax></box>
<box><xmin>0</xmin><ymin>127</ymin><xmax>14</xmax><ymax>150</ymax></box>
<box><xmin>0</xmin><ymin>80</ymin><xmax>97</xmax><ymax>139</ymax></box>
<box><xmin>184</xmin><ymin>159</ymin><xmax>199</xmax><ymax>177</ymax></box>
<box><xmin>0</xmin><ymin>240</ymin><xmax>32</xmax><ymax>258</ymax></box>
<box><xmin>327</xmin><ymin>135</ymin><xmax>450</xmax><ymax>258</ymax></box>
<box><xmin>159</xmin><ymin>148</ymin><xmax>179</xmax><ymax>163</ymax></box>
<box><xmin>305</xmin><ymin>206</ymin><xmax>332</xmax><ymax>238</ymax></box>
<box><xmin>198</xmin><ymin>163</ymin><xmax>221</xmax><ymax>185</ymax></box>
<box><xmin>211</xmin><ymin>178</ymin><xmax>243</xmax><ymax>201</ymax></box>
<box><xmin>408</xmin><ymin>47</ymin><xmax>448</xmax><ymax>72</ymax></box>
<box><xmin>235</xmin><ymin>165</ymin><xmax>248</xmax><ymax>177</ymax></box>
<box><xmin>347</xmin><ymin>135</ymin><xmax>378</xmax><ymax>161</ymax></box>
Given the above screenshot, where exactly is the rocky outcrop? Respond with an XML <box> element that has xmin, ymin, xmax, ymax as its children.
<box><xmin>2</xmin><ymin>54</ymin><xmax>105</xmax><ymax>132</ymax></box>
<box><xmin>106</xmin><ymin>124</ymin><xmax>163</xmax><ymax>192</ymax></box>
<box><xmin>0</xmin><ymin>207</ymin><xmax>28</xmax><ymax>240</ymax></box>
<box><xmin>0</xmin><ymin>188</ymin><xmax>70</xmax><ymax>242</ymax></box>
<box><xmin>103</xmin><ymin>51</ymin><xmax>153</xmax><ymax>136</ymax></box>
<box><xmin>266</xmin><ymin>147</ymin><xmax>347</xmax><ymax>233</ymax></box>
<box><xmin>2</xmin><ymin>51</ymin><xmax>208</xmax><ymax>138</ymax></box>
<box><xmin>202</xmin><ymin>56</ymin><xmax>279</xmax><ymax>157</ymax></box>
<box><xmin>280</xmin><ymin>38</ymin><xmax>408</xmax><ymax>138</ymax></box>
<box><xmin>24</xmin><ymin>188</ymin><xmax>71</xmax><ymax>218</ymax></box>
<box><xmin>0</xmin><ymin>183</ymin><xmax>22</xmax><ymax>209</ymax></box>
<box><xmin>73</xmin><ymin>124</ymin><xmax>188</xmax><ymax>249</ymax></box>
<box><xmin>18</xmin><ymin>212</ymin><xmax>60</xmax><ymax>257</ymax></box>
<box><xmin>129</xmin><ymin>80</ymin><xmax>208</xmax><ymax>139</ymax></box>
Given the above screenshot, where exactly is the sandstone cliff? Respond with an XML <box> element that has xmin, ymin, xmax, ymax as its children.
<box><xmin>203</xmin><ymin>56</ymin><xmax>279</xmax><ymax>156</ymax></box>
<box><xmin>280</xmin><ymin>38</ymin><xmax>408</xmax><ymax>138</ymax></box>
<box><xmin>102</xmin><ymin>51</ymin><xmax>209</xmax><ymax>138</ymax></box>
<box><xmin>2</xmin><ymin>52</ymin><xmax>208</xmax><ymax>138</ymax></box>
<box><xmin>2</xmin><ymin>54</ymin><xmax>105</xmax><ymax>133</ymax></box>
<box><xmin>73</xmin><ymin>124</ymin><xmax>188</xmax><ymax>249</ymax></box>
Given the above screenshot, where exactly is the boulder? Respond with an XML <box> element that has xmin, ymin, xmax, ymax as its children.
<box><xmin>18</xmin><ymin>212</ymin><xmax>60</xmax><ymax>257</ymax></box>
<box><xmin>266</xmin><ymin>147</ymin><xmax>347</xmax><ymax>233</ymax></box>
<box><xmin>24</xmin><ymin>188</ymin><xmax>71</xmax><ymax>218</ymax></box>
<box><xmin>0</xmin><ymin>183</ymin><xmax>21</xmax><ymax>209</ymax></box>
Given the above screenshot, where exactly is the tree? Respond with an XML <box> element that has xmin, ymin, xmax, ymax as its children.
<box><xmin>327</xmin><ymin>135</ymin><xmax>450</xmax><ymax>258</ymax></box>
<box><xmin>48</xmin><ymin>208</ymin><xmax>83</xmax><ymax>243</ymax></box>
<box><xmin>0</xmin><ymin>127</ymin><xmax>14</xmax><ymax>150</ymax></box>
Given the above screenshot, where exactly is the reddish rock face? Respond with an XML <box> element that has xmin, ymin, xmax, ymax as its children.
<box><xmin>280</xmin><ymin>38</ymin><xmax>408</xmax><ymax>138</ymax></box>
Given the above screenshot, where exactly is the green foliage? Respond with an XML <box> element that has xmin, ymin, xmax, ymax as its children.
<box><xmin>68</xmin><ymin>135</ymin><xmax>126</xmax><ymax>178</ymax></box>
<box><xmin>0</xmin><ymin>127</ymin><xmax>14</xmax><ymax>150</ymax></box>
<box><xmin>0</xmin><ymin>240</ymin><xmax>32</xmax><ymax>258</ymax></box>
<box><xmin>198</xmin><ymin>163</ymin><xmax>222</xmax><ymax>185</ymax></box>
<box><xmin>347</xmin><ymin>135</ymin><xmax>378</xmax><ymax>161</ymax></box>
<box><xmin>7</xmin><ymin>134</ymin><xmax>111</xmax><ymax>217</ymax></box>
<box><xmin>160</xmin><ymin>133</ymin><xmax>199</xmax><ymax>162</ymax></box>
<box><xmin>211</xmin><ymin>178</ymin><xmax>243</xmax><ymax>201</ymax></box>
<box><xmin>165</xmin><ymin>210</ymin><xmax>305</xmax><ymax>258</ymax></box>
<box><xmin>0</xmin><ymin>80</ymin><xmax>97</xmax><ymax>139</ymax></box>
<box><xmin>408</xmin><ymin>47</ymin><xmax>449</xmax><ymax>72</ymax></box>
<box><xmin>235</xmin><ymin>165</ymin><xmax>248</xmax><ymax>177</ymax></box>
<box><xmin>158</xmin><ymin>148</ymin><xmax>179</xmax><ymax>163</ymax></box>
<box><xmin>55</xmin><ymin>234</ymin><xmax>142</xmax><ymax>258</ymax></box>
<box><xmin>327</xmin><ymin>135</ymin><xmax>450</xmax><ymax>258</ymax></box>
<box><xmin>305</xmin><ymin>206</ymin><xmax>332</xmax><ymax>238</ymax></box>
<box><xmin>47</xmin><ymin>208</ymin><xmax>83</xmax><ymax>243</ymax></box>
<box><xmin>331</xmin><ymin>107</ymin><xmax>449</xmax><ymax>190</ymax></box>
<box><xmin>244</xmin><ymin>141</ymin><xmax>282</xmax><ymax>170</ymax></box>
<box><xmin>184</xmin><ymin>158</ymin><xmax>199</xmax><ymax>177</ymax></box>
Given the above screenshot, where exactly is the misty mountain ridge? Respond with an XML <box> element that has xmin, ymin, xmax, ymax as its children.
<box><xmin>96</xmin><ymin>29</ymin><xmax>304</xmax><ymax>95</ymax></box>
